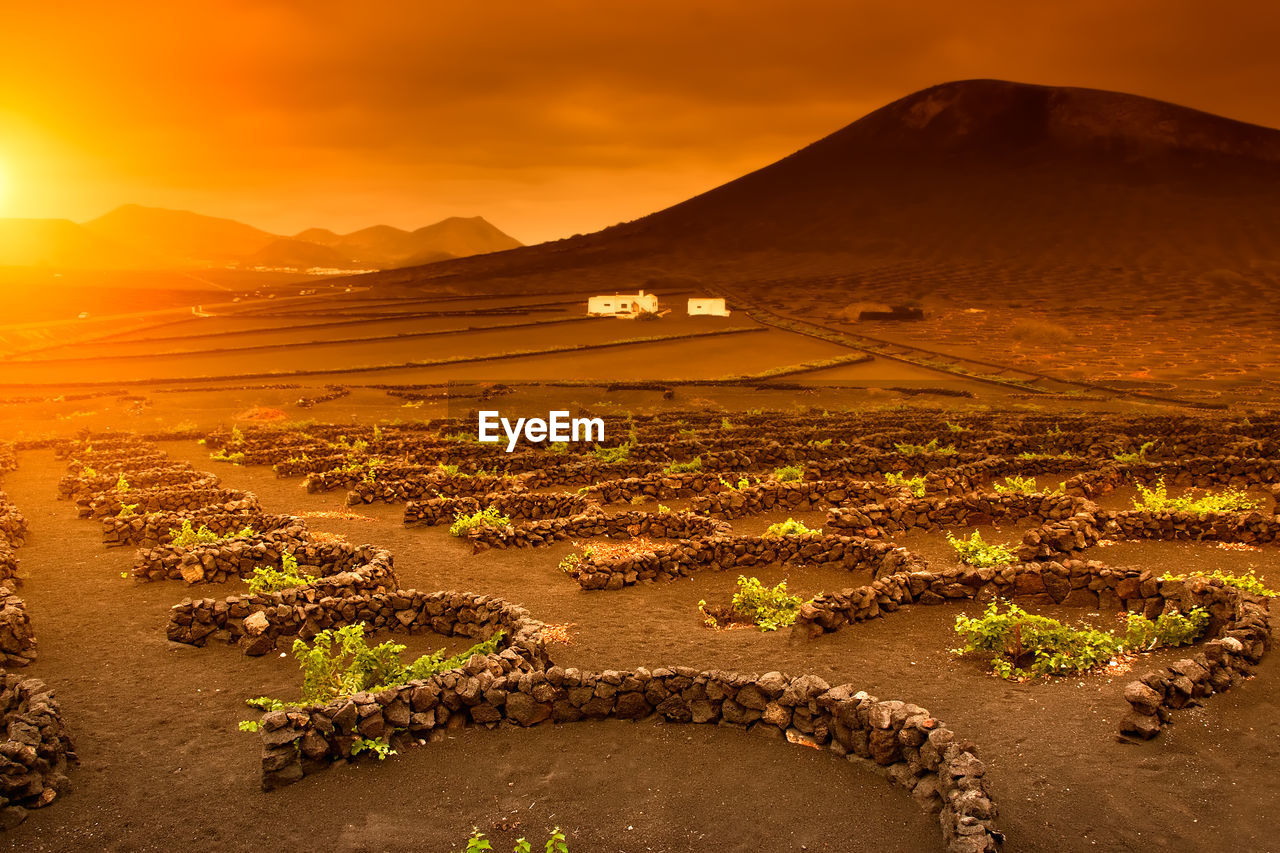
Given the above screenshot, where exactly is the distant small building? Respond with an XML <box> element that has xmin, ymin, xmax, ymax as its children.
<box><xmin>687</xmin><ymin>297</ymin><xmax>731</xmax><ymax>317</ymax></box>
<box><xmin>587</xmin><ymin>290</ymin><xmax>660</xmax><ymax>317</ymax></box>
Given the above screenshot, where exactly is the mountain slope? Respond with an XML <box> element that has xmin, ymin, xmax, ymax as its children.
<box><xmin>83</xmin><ymin>204</ymin><xmax>278</xmax><ymax>265</ymax></box>
<box><xmin>605</xmin><ymin>79</ymin><xmax>1280</xmax><ymax>259</ymax></box>
<box><xmin>244</xmin><ymin>238</ymin><xmax>355</xmax><ymax>270</ymax></box>
<box><xmin>314</xmin><ymin>217</ymin><xmax>522</xmax><ymax>267</ymax></box>
<box><xmin>0</xmin><ymin>205</ymin><xmax>523</xmax><ymax>271</ymax></box>
<box><xmin>373</xmin><ymin>79</ymin><xmax>1280</xmax><ymax>288</ymax></box>
<box><xmin>408</xmin><ymin>216</ymin><xmax>523</xmax><ymax>257</ymax></box>
<box><xmin>0</xmin><ymin>218</ymin><xmax>154</xmax><ymax>269</ymax></box>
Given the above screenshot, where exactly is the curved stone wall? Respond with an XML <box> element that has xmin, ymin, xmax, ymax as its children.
<box><xmin>0</xmin><ymin>588</ymin><xmax>35</xmax><ymax>666</ymax></box>
<box><xmin>252</xmin><ymin>663</ymin><xmax>1001</xmax><ymax>853</ymax></box>
<box><xmin>0</xmin><ymin>672</ymin><xmax>77</xmax><ymax>827</ymax></box>
<box><xmin>466</xmin><ymin>509</ymin><xmax>730</xmax><ymax>551</ymax></box>
<box><xmin>565</xmin><ymin>532</ymin><xmax>925</xmax><ymax>590</ymax></box>
<box><xmin>403</xmin><ymin>492</ymin><xmax>589</xmax><ymax>526</ymax></box>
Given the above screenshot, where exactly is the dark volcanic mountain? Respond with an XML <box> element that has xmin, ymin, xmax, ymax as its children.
<box><xmin>612</xmin><ymin>78</ymin><xmax>1280</xmax><ymax>260</ymax></box>
<box><xmin>372</xmin><ymin>79</ymin><xmax>1280</xmax><ymax>297</ymax></box>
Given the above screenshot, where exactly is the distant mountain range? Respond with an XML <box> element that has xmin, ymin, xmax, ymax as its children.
<box><xmin>0</xmin><ymin>204</ymin><xmax>522</xmax><ymax>271</ymax></box>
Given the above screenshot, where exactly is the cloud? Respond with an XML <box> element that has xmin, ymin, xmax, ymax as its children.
<box><xmin>3</xmin><ymin>0</ymin><xmax>1278</xmax><ymax>242</ymax></box>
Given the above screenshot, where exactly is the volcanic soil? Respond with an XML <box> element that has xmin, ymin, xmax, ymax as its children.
<box><xmin>1</xmin><ymin>441</ymin><xmax>1278</xmax><ymax>852</ymax></box>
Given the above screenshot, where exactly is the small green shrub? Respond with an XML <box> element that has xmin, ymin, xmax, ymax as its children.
<box><xmin>463</xmin><ymin>827</ymin><xmax>568</xmax><ymax>853</ymax></box>
<box><xmin>946</xmin><ymin>531</ymin><xmax>1016</xmax><ymax>568</ymax></box>
<box><xmin>115</xmin><ymin>474</ymin><xmax>130</xmax><ymax>493</ymax></box>
<box><xmin>764</xmin><ymin>518</ymin><xmax>820</xmax><ymax>537</ymax></box>
<box><xmin>730</xmin><ymin>575</ymin><xmax>803</xmax><ymax>632</ymax></box>
<box><xmin>1132</xmin><ymin>478</ymin><xmax>1260</xmax><ymax>514</ymax></box>
<box><xmin>591</xmin><ymin>443</ymin><xmax>632</xmax><ymax>463</ymax></box>
<box><xmin>1114</xmin><ymin>441</ymin><xmax>1157</xmax><ymax>464</ymax></box>
<box><xmin>117</xmin><ymin>503</ymin><xmax>139</xmax><ymax>518</ymax></box>
<box><xmin>718</xmin><ymin>476</ymin><xmax>755</xmax><ymax>491</ymax></box>
<box><xmin>992</xmin><ymin>475</ymin><xmax>1039</xmax><ymax>495</ymax></box>
<box><xmin>247</xmin><ymin>551</ymin><xmax>313</xmax><ymax>594</ymax></box>
<box><xmin>664</xmin><ymin>457</ymin><xmax>703</xmax><ymax>474</ymax></box>
<box><xmin>169</xmin><ymin>520</ymin><xmax>255</xmax><ymax>549</ymax></box>
<box><xmin>885</xmin><ymin>471</ymin><xmax>926</xmax><ymax>497</ymax></box>
<box><xmin>351</xmin><ymin>736</ymin><xmax>397</xmax><ymax>760</ymax></box>
<box><xmin>210</xmin><ymin>449</ymin><xmax>247</xmax><ymax>464</ymax></box>
<box><xmin>772</xmin><ymin>465</ymin><xmax>803</xmax><ymax>482</ymax></box>
<box><xmin>1121</xmin><ymin>608</ymin><xmax>1209</xmax><ymax>651</ymax></box>
<box><xmin>1160</xmin><ymin>568</ymin><xmax>1276</xmax><ymax>597</ymax></box>
<box><xmin>557</xmin><ymin>553</ymin><xmax>581</xmax><ymax>575</ymax></box>
<box><xmin>895</xmin><ymin>438</ymin><xmax>956</xmax><ymax>456</ymax></box>
<box><xmin>449</xmin><ymin>506</ymin><xmax>512</xmax><ymax>537</ymax></box>
<box><xmin>547</xmin><ymin>441</ymin><xmax>568</xmax><ymax>454</ymax></box>
<box><xmin>283</xmin><ymin>623</ymin><xmax>503</xmax><ymax>706</ymax></box>
<box><xmin>953</xmin><ymin>600</ymin><xmax>1209</xmax><ymax>679</ymax></box>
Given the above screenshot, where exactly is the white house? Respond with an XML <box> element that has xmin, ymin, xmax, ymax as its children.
<box><xmin>687</xmin><ymin>297</ymin><xmax>731</xmax><ymax>317</ymax></box>
<box><xmin>587</xmin><ymin>290</ymin><xmax>660</xmax><ymax>317</ymax></box>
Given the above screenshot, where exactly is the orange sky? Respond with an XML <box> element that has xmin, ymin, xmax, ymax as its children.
<box><xmin>3</xmin><ymin>0</ymin><xmax>1279</xmax><ymax>244</ymax></box>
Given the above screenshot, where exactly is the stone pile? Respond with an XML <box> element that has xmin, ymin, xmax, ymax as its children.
<box><xmin>0</xmin><ymin>547</ymin><xmax>16</xmax><ymax>588</ymax></box>
<box><xmin>467</xmin><ymin>508</ymin><xmax>730</xmax><ymax>551</ymax></box>
<box><xmin>581</xmin><ymin>470</ymin><xmax>739</xmax><ymax>504</ymax></box>
<box><xmin>690</xmin><ymin>479</ymin><xmax>908</xmax><ymax>519</ymax></box>
<box><xmin>0</xmin><ymin>672</ymin><xmax>77</xmax><ymax>828</ymax></box>
<box><xmin>169</xmin><ymin>587</ymin><xmax>547</xmax><ymax>662</ymax></box>
<box><xmin>403</xmin><ymin>492</ymin><xmax>589</xmax><ymax>526</ymax></box>
<box><xmin>100</xmin><ymin>503</ymin><xmax>296</xmax><ymax>548</ymax></box>
<box><xmin>805</xmin><ymin>451</ymin><xmax>978</xmax><ymax>481</ymax></box>
<box><xmin>516</xmin><ymin>459</ymin><xmax>667</xmax><ymax>489</ymax></box>
<box><xmin>131</xmin><ymin>526</ymin><xmax>347</xmax><ymax>584</ymax></box>
<box><xmin>827</xmin><ymin>493</ymin><xmax>1091</xmax><ymax>538</ymax></box>
<box><xmin>924</xmin><ymin>456</ymin><xmax>1096</xmax><ymax>496</ymax></box>
<box><xmin>1064</xmin><ymin>456</ymin><xmax>1280</xmax><ymax>499</ymax></box>
<box><xmin>566</xmin><ymin>532</ymin><xmax>924</xmax><ymax>590</ymax></box>
<box><xmin>83</xmin><ymin>486</ymin><xmax>253</xmax><ymax>519</ymax></box>
<box><xmin>0</xmin><ymin>589</ymin><xmax>35</xmax><ymax>666</ymax></box>
<box><xmin>0</xmin><ymin>496</ymin><xmax>27</xmax><ymax>551</ymax></box>
<box><xmin>345</xmin><ymin>472</ymin><xmax>523</xmax><ymax>505</ymax></box>
<box><xmin>1120</xmin><ymin>582</ymin><xmax>1272</xmax><ymax>739</ymax></box>
<box><xmin>1016</xmin><ymin>513</ymin><xmax>1102</xmax><ymax>560</ymax></box>
<box><xmin>56</xmin><ymin>463</ymin><xmax>205</xmax><ymax>500</ymax></box>
<box><xmin>63</xmin><ymin>449</ymin><xmax>169</xmax><ymax>476</ymax></box>
<box><xmin>1102</xmin><ymin>509</ymin><xmax>1280</xmax><ymax>545</ymax></box>
<box><xmin>275</xmin><ymin>453</ymin><xmax>352</xmax><ymax>481</ymax></box>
